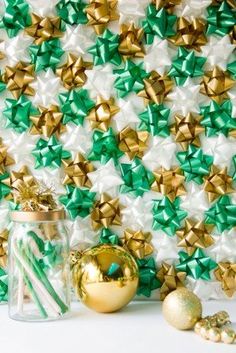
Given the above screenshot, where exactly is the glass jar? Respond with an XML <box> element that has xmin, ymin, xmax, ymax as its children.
<box><xmin>8</xmin><ymin>209</ymin><xmax>70</xmax><ymax>322</ymax></box>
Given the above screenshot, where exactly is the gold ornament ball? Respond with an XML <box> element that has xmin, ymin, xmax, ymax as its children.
<box><xmin>72</xmin><ymin>244</ymin><xmax>139</xmax><ymax>313</ymax></box>
<box><xmin>162</xmin><ymin>288</ymin><xmax>202</xmax><ymax>330</ymax></box>
<box><xmin>221</xmin><ymin>328</ymin><xmax>235</xmax><ymax>344</ymax></box>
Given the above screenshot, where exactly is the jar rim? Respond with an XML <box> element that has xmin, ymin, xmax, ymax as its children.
<box><xmin>10</xmin><ymin>209</ymin><xmax>66</xmax><ymax>222</ymax></box>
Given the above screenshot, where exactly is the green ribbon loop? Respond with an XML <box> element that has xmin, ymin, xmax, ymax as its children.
<box><xmin>0</xmin><ymin>70</ymin><xmax>6</xmax><ymax>93</ymax></box>
<box><xmin>136</xmin><ymin>257</ymin><xmax>161</xmax><ymax>297</ymax></box>
<box><xmin>227</xmin><ymin>60</ymin><xmax>236</xmax><ymax>79</ymax></box>
<box><xmin>99</xmin><ymin>228</ymin><xmax>120</xmax><ymax>245</ymax></box>
<box><xmin>88</xmin><ymin>29</ymin><xmax>122</xmax><ymax>66</ymax></box>
<box><xmin>120</xmin><ymin>158</ymin><xmax>154</xmax><ymax>197</ymax></box>
<box><xmin>200</xmin><ymin>100</ymin><xmax>236</xmax><ymax>137</ymax></box>
<box><xmin>207</xmin><ymin>1</ymin><xmax>236</xmax><ymax>37</ymax></box>
<box><xmin>56</xmin><ymin>0</ymin><xmax>88</xmax><ymax>25</ymax></box>
<box><xmin>205</xmin><ymin>195</ymin><xmax>236</xmax><ymax>232</ymax></box>
<box><xmin>142</xmin><ymin>5</ymin><xmax>176</xmax><ymax>44</ymax></box>
<box><xmin>176</xmin><ymin>249</ymin><xmax>217</xmax><ymax>280</ymax></box>
<box><xmin>0</xmin><ymin>173</ymin><xmax>12</xmax><ymax>200</ymax></box>
<box><xmin>59</xmin><ymin>89</ymin><xmax>95</xmax><ymax>126</ymax></box>
<box><xmin>152</xmin><ymin>197</ymin><xmax>187</xmax><ymax>236</ymax></box>
<box><xmin>177</xmin><ymin>145</ymin><xmax>213</xmax><ymax>184</ymax></box>
<box><xmin>59</xmin><ymin>185</ymin><xmax>96</xmax><ymax>219</ymax></box>
<box><xmin>32</xmin><ymin>136</ymin><xmax>71</xmax><ymax>169</ymax></box>
<box><xmin>138</xmin><ymin>103</ymin><xmax>170</xmax><ymax>137</ymax></box>
<box><xmin>0</xmin><ymin>267</ymin><xmax>8</xmax><ymax>302</ymax></box>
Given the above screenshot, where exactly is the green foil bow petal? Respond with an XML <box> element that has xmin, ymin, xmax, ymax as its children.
<box><xmin>152</xmin><ymin>196</ymin><xmax>187</xmax><ymax>236</ymax></box>
<box><xmin>32</xmin><ymin>135</ymin><xmax>71</xmax><ymax>169</ymax></box>
<box><xmin>136</xmin><ymin>257</ymin><xmax>161</xmax><ymax>297</ymax></box>
<box><xmin>56</xmin><ymin>0</ymin><xmax>88</xmax><ymax>25</ymax></box>
<box><xmin>177</xmin><ymin>145</ymin><xmax>213</xmax><ymax>184</ymax></box>
<box><xmin>138</xmin><ymin>103</ymin><xmax>170</xmax><ymax>137</ymax></box>
<box><xmin>142</xmin><ymin>4</ymin><xmax>176</xmax><ymax>44</ymax></box>
<box><xmin>88</xmin><ymin>29</ymin><xmax>122</xmax><ymax>66</ymax></box>
<box><xmin>114</xmin><ymin>60</ymin><xmax>149</xmax><ymax>98</ymax></box>
<box><xmin>0</xmin><ymin>267</ymin><xmax>8</xmax><ymax>302</ymax></box>
<box><xmin>29</xmin><ymin>38</ymin><xmax>64</xmax><ymax>72</ymax></box>
<box><xmin>176</xmin><ymin>249</ymin><xmax>217</xmax><ymax>280</ymax></box>
<box><xmin>207</xmin><ymin>1</ymin><xmax>236</xmax><ymax>37</ymax></box>
<box><xmin>205</xmin><ymin>195</ymin><xmax>236</xmax><ymax>232</ymax></box>
<box><xmin>59</xmin><ymin>185</ymin><xmax>96</xmax><ymax>219</ymax></box>
<box><xmin>120</xmin><ymin>158</ymin><xmax>155</xmax><ymax>197</ymax></box>
<box><xmin>0</xmin><ymin>173</ymin><xmax>11</xmax><ymax>200</ymax></box>
<box><xmin>99</xmin><ymin>228</ymin><xmax>120</xmax><ymax>245</ymax></box>
<box><xmin>227</xmin><ymin>60</ymin><xmax>236</xmax><ymax>79</ymax></box>
<box><xmin>200</xmin><ymin>100</ymin><xmax>236</xmax><ymax>137</ymax></box>
<box><xmin>59</xmin><ymin>89</ymin><xmax>95</xmax><ymax>125</ymax></box>
<box><xmin>168</xmin><ymin>47</ymin><xmax>207</xmax><ymax>86</ymax></box>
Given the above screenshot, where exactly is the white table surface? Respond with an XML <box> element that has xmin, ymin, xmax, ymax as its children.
<box><xmin>1</xmin><ymin>300</ymin><xmax>236</xmax><ymax>353</ymax></box>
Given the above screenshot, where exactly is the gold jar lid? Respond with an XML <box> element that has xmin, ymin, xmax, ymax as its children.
<box><xmin>10</xmin><ymin>209</ymin><xmax>66</xmax><ymax>222</ymax></box>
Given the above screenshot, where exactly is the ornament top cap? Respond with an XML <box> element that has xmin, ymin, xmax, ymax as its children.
<box><xmin>10</xmin><ymin>208</ymin><xmax>66</xmax><ymax>222</ymax></box>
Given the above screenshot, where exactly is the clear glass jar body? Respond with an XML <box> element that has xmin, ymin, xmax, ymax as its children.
<box><xmin>8</xmin><ymin>216</ymin><xmax>70</xmax><ymax>322</ymax></box>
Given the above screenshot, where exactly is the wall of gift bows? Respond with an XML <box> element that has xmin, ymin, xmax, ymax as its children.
<box><xmin>0</xmin><ymin>0</ymin><xmax>235</xmax><ymax>303</ymax></box>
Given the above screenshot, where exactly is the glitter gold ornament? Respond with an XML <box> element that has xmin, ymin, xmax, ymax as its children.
<box><xmin>169</xmin><ymin>17</ymin><xmax>207</xmax><ymax>52</ymax></box>
<box><xmin>0</xmin><ymin>138</ymin><xmax>15</xmax><ymax>174</ymax></box>
<box><xmin>30</xmin><ymin>105</ymin><xmax>66</xmax><ymax>138</ymax></box>
<box><xmin>221</xmin><ymin>328</ymin><xmax>235</xmax><ymax>344</ymax></box>
<box><xmin>2</xmin><ymin>62</ymin><xmax>35</xmax><ymax>99</ymax></box>
<box><xmin>200</xmin><ymin>66</ymin><xmax>235</xmax><ymax>103</ymax></box>
<box><xmin>72</xmin><ymin>244</ymin><xmax>139</xmax><ymax>312</ymax></box>
<box><xmin>214</xmin><ymin>262</ymin><xmax>236</xmax><ymax>297</ymax></box>
<box><xmin>85</xmin><ymin>0</ymin><xmax>119</xmax><ymax>35</ymax></box>
<box><xmin>151</xmin><ymin>167</ymin><xmax>186</xmax><ymax>201</ymax></box>
<box><xmin>152</xmin><ymin>0</ymin><xmax>181</xmax><ymax>12</ymax></box>
<box><xmin>137</xmin><ymin>71</ymin><xmax>173</xmax><ymax>105</ymax></box>
<box><xmin>170</xmin><ymin>113</ymin><xmax>204</xmax><ymax>150</ymax></box>
<box><xmin>156</xmin><ymin>263</ymin><xmax>186</xmax><ymax>300</ymax></box>
<box><xmin>0</xmin><ymin>229</ymin><xmax>8</xmax><ymax>268</ymax></box>
<box><xmin>163</xmin><ymin>288</ymin><xmax>202</xmax><ymax>330</ymax></box>
<box><xmin>118</xmin><ymin>23</ymin><xmax>145</xmax><ymax>60</ymax></box>
<box><xmin>176</xmin><ymin>219</ymin><xmax>214</xmax><ymax>255</ymax></box>
<box><xmin>203</xmin><ymin>165</ymin><xmax>234</xmax><ymax>203</ymax></box>
<box><xmin>118</xmin><ymin>126</ymin><xmax>149</xmax><ymax>160</ymax></box>
<box><xmin>87</xmin><ymin>96</ymin><xmax>119</xmax><ymax>131</ymax></box>
<box><xmin>90</xmin><ymin>193</ymin><xmax>122</xmax><ymax>231</ymax></box>
<box><xmin>62</xmin><ymin>153</ymin><xmax>95</xmax><ymax>188</ymax></box>
<box><xmin>56</xmin><ymin>54</ymin><xmax>93</xmax><ymax>90</ymax></box>
<box><xmin>121</xmin><ymin>229</ymin><xmax>153</xmax><ymax>259</ymax></box>
<box><xmin>25</xmin><ymin>13</ymin><xmax>63</xmax><ymax>45</ymax></box>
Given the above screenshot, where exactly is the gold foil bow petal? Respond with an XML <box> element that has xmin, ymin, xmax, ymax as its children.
<box><xmin>0</xmin><ymin>40</ymin><xmax>4</xmax><ymax>61</ymax></box>
<box><xmin>200</xmin><ymin>66</ymin><xmax>235</xmax><ymax>103</ymax></box>
<box><xmin>30</xmin><ymin>105</ymin><xmax>66</xmax><ymax>138</ymax></box>
<box><xmin>203</xmin><ymin>165</ymin><xmax>234</xmax><ymax>203</ymax></box>
<box><xmin>229</xmin><ymin>25</ymin><xmax>236</xmax><ymax>44</ymax></box>
<box><xmin>62</xmin><ymin>153</ymin><xmax>95</xmax><ymax>188</ymax></box>
<box><xmin>169</xmin><ymin>17</ymin><xmax>207</xmax><ymax>52</ymax></box>
<box><xmin>152</xmin><ymin>0</ymin><xmax>181</xmax><ymax>12</ymax></box>
<box><xmin>138</xmin><ymin>71</ymin><xmax>173</xmax><ymax>105</ymax></box>
<box><xmin>87</xmin><ymin>96</ymin><xmax>119</xmax><ymax>131</ymax></box>
<box><xmin>25</xmin><ymin>13</ymin><xmax>63</xmax><ymax>45</ymax></box>
<box><xmin>56</xmin><ymin>53</ymin><xmax>93</xmax><ymax>90</ymax></box>
<box><xmin>170</xmin><ymin>112</ymin><xmax>204</xmax><ymax>150</ymax></box>
<box><xmin>176</xmin><ymin>218</ymin><xmax>214</xmax><ymax>255</ymax></box>
<box><xmin>215</xmin><ymin>262</ymin><xmax>236</xmax><ymax>298</ymax></box>
<box><xmin>156</xmin><ymin>262</ymin><xmax>186</xmax><ymax>300</ymax></box>
<box><xmin>118</xmin><ymin>23</ymin><xmax>145</xmax><ymax>60</ymax></box>
<box><xmin>121</xmin><ymin>229</ymin><xmax>153</xmax><ymax>259</ymax></box>
<box><xmin>91</xmin><ymin>193</ymin><xmax>122</xmax><ymax>230</ymax></box>
<box><xmin>0</xmin><ymin>138</ymin><xmax>15</xmax><ymax>174</ymax></box>
<box><xmin>2</xmin><ymin>61</ymin><xmax>35</xmax><ymax>99</ymax></box>
<box><xmin>151</xmin><ymin>166</ymin><xmax>186</xmax><ymax>201</ymax></box>
<box><xmin>85</xmin><ymin>0</ymin><xmax>119</xmax><ymax>35</ymax></box>
<box><xmin>0</xmin><ymin>229</ymin><xmax>8</xmax><ymax>268</ymax></box>
<box><xmin>118</xmin><ymin>126</ymin><xmax>149</xmax><ymax>160</ymax></box>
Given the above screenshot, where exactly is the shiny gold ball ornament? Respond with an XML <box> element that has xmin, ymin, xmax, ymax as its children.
<box><xmin>72</xmin><ymin>244</ymin><xmax>139</xmax><ymax>313</ymax></box>
<box><xmin>162</xmin><ymin>288</ymin><xmax>202</xmax><ymax>330</ymax></box>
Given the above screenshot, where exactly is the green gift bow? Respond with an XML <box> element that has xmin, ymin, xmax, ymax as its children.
<box><xmin>168</xmin><ymin>47</ymin><xmax>207</xmax><ymax>86</ymax></box>
<box><xmin>0</xmin><ymin>267</ymin><xmax>8</xmax><ymax>302</ymax></box>
<box><xmin>205</xmin><ymin>195</ymin><xmax>236</xmax><ymax>232</ymax></box>
<box><xmin>232</xmin><ymin>155</ymin><xmax>236</xmax><ymax>181</ymax></box>
<box><xmin>120</xmin><ymin>158</ymin><xmax>155</xmax><ymax>197</ymax></box>
<box><xmin>207</xmin><ymin>1</ymin><xmax>236</xmax><ymax>37</ymax></box>
<box><xmin>138</xmin><ymin>103</ymin><xmax>170</xmax><ymax>137</ymax></box>
<box><xmin>0</xmin><ymin>70</ymin><xmax>6</xmax><ymax>93</ymax></box>
<box><xmin>176</xmin><ymin>249</ymin><xmax>217</xmax><ymax>280</ymax></box>
<box><xmin>0</xmin><ymin>0</ymin><xmax>31</xmax><ymax>38</ymax></box>
<box><xmin>59</xmin><ymin>185</ymin><xmax>96</xmax><ymax>219</ymax></box>
<box><xmin>32</xmin><ymin>135</ymin><xmax>71</xmax><ymax>169</ymax></box>
<box><xmin>114</xmin><ymin>60</ymin><xmax>149</xmax><ymax>98</ymax></box>
<box><xmin>177</xmin><ymin>144</ymin><xmax>213</xmax><ymax>184</ymax></box>
<box><xmin>56</xmin><ymin>0</ymin><xmax>88</xmax><ymax>25</ymax></box>
<box><xmin>227</xmin><ymin>60</ymin><xmax>236</xmax><ymax>79</ymax></box>
<box><xmin>142</xmin><ymin>4</ymin><xmax>176</xmax><ymax>44</ymax></box>
<box><xmin>152</xmin><ymin>197</ymin><xmax>187</xmax><ymax>236</ymax></box>
<box><xmin>59</xmin><ymin>89</ymin><xmax>95</xmax><ymax>126</ymax></box>
<box><xmin>99</xmin><ymin>228</ymin><xmax>120</xmax><ymax>245</ymax></box>
<box><xmin>136</xmin><ymin>257</ymin><xmax>161</xmax><ymax>297</ymax></box>
<box><xmin>88</xmin><ymin>127</ymin><xmax>123</xmax><ymax>165</ymax></box>
<box><xmin>88</xmin><ymin>29</ymin><xmax>122</xmax><ymax>66</ymax></box>
<box><xmin>29</xmin><ymin>38</ymin><xmax>64</xmax><ymax>72</ymax></box>
<box><xmin>200</xmin><ymin>100</ymin><xmax>236</xmax><ymax>137</ymax></box>
<box><xmin>0</xmin><ymin>173</ymin><xmax>11</xmax><ymax>201</ymax></box>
